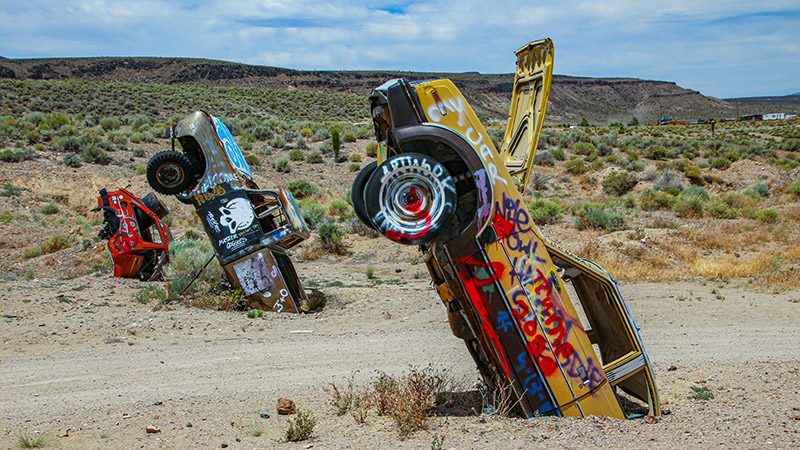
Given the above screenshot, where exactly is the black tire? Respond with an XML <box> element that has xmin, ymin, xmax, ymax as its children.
<box><xmin>351</xmin><ymin>160</ymin><xmax>377</xmax><ymax>229</ymax></box>
<box><xmin>141</xmin><ymin>192</ymin><xmax>169</xmax><ymax>219</ymax></box>
<box><xmin>146</xmin><ymin>151</ymin><xmax>195</xmax><ymax>196</ymax></box>
<box><xmin>364</xmin><ymin>152</ymin><xmax>456</xmax><ymax>245</ymax></box>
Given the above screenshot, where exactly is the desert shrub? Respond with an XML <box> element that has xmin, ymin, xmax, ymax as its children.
<box><xmin>683</xmin><ymin>161</ymin><xmax>704</xmax><ymax>185</ymax></box>
<box><xmin>690</xmin><ymin>385</ymin><xmax>714</xmax><ymax>401</ymax></box>
<box><xmin>644</xmin><ymin>143</ymin><xmax>669</xmax><ymax>160</ymax></box>
<box><xmin>349</xmin><ymin>162</ymin><xmax>360</xmax><ymax>172</ymax></box>
<box><xmin>673</xmin><ymin>196</ymin><xmax>706</xmax><ymax>218</ymax></box>
<box><xmin>41</xmin><ymin>203</ymin><xmax>59</xmax><ymax>214</ymax></box>
<box><xmin>530</xmin><ymin>172</ymin><xmax>554</xmax><ymax>191</ymax></box>
<box><xmin>752</xmin><ymin>182</ymin><xmax>770</xmax><ymax>197</ymax></box>
<box><xmin>287</xmin><ymin>179</ymin><xmax>319</xmax><ymax>199</ymax></box>
<box><xmin>269</xmin><ymin>135</ymin><xmax>286</xmax><ymax>149</ymax></box>
<box><xmin>527</xmin><ymin>198</ymin><xmax>563</xmax><ymax>224</ymax></box>
<box><xmin>99</xmin><ymin>117</ymin><xmax>120</xmax><ymax>131</ymax></box>
<box><xmin>318</xmin><ymin>221</ymin><xmax>346</xmax><ymax>254</ymax></box>
<box><xmin>755</xmin><ymin>208</ymin><xmax>779</xmax><ymax>223</ymax></box>
<box><xmin>328</xmin><ymin>199</ymin><xmax>352</xmax><ymax>220</ymax></box>
<box><xmin>534</xmin><ymin>150</ymin><xmax>555</xmax><ymax>166</ymax></box>
<box><xmin>602</xmin><ymin>170</ymin><xmax>637</xmax><ymax>196</ymax></box>
<box><xmin>572</xmin><ymin>141</ymin><xmax>595</xmax><ymax>155</ymax></box>
<box><xmin>550</xmin><ymin>147</ymin><xmax>565</xmax><ymax>160</ymax></box>
<box><xmin>627</xmin><ymin>160</ymin><xmax>645</xmax><ymax>172</ymax></box>
<box><xmin>164</xmin><ymin>239</ymin><xmax>222</xmax><ymax>287</ymax></box>
<box><xmin>343</xmin><ymin>130</ymin><xmax>356</xmax><ymax>143</ymax></box>
<box><xmin>707</xmin><ymin>201</ymin><xmax>739</xmax><ymax>219</ymax></box>
<box><xmin>244</xmin><ymin>154</ymin><xmax>261</xmax><ymax>166</ymax></box>
<box><xmin>576</xmin><ymin>204</ymin><xmax>625</xmax><ymax>231</ymax></box>
<box><xmin>683</xmin><ymin>186</ymin><xmax>710</xmax><ymax>201</ymax></box>
<box><xmin>305</xmin><ymin>150</ymin><xmax>323</xmax><ymax>163</ymax></box>
<box><xmin>288</xmin><ymin>149</ymin><xmax>304</xmax><ymax>161</ymax></box>
<box><xmin>331</xmin><ymin>127</ymin><xmax>341</xmax><ymax>159</ymax></box>
<box><xmin>365</xmin><ymin>142</ymin><xmax>378</xmax><ymax>157</ymax></box>
<box><xmin>788</xmin><ymin>180</ymin><xmax>800</xmax><ymax>197</ymax></box>
<box><xmin>709</xmin><ymin>157</ymin><xmax>731</xmax><ymax>170</ymax></box>
<box><xmin>721</xmin><ymin>191</ymin><xmax>758</xmax><ymax>210</ymax></box>
<box><xmin>565</xmin><ymin>158</ymin><xmax>588</xmax><ymax>174</ymax></box>
<box><xmin>24</xmin><ymin>234</ymin><xmax>73</xmax><ymax>258</ymax></box>
<box><xmin>80</xmin><ymin>145</ymin><xmax>110</xmax><ymax>164</ymax></box>
<box><xmin>63</xmin><ymin>152</ymin><xmax>81</xmax><ymax>167</ymax></box>
<box><xmin>298</xmin><ymin>198</ymin><xmax>327</xmax><ymax>229</ymax></box>
<box><xmin>0</xmin><ymin>183</ymin><xmax>21</xmax><ymax>197</ymax></box>
<box><xmin>783</xmin><ymin>138</ymin><xmax>800</xmax><ymax>151</ymax></box>
<box><xmin>640</xmin><ymin>188</ymin><xmax>678</xmax><ymax>210</ymax></box>
<box><xmin>384</xmin><ymin>366</ymin><xmax>449</xmax><ymax>439</ymax></box>
<box><xmin>653</xmin><ymin>168</ymin><xmax>684</xmax><ymax>194</ymax></box>
<box><xmin>272</xmin><ymin>156</ymin><xmax>291</xmax><ymax>173</ymax></box>
<box><xmin>285</xmin><ymin>409</ymin><xmax>316</xmax><ymax>442</ymax></box>
<box><xmin>16</xmin><ymin>433</ymin><xmax>48</xmax><ymax>448</ymax></box>
<box><xmin>0</xmin><ymin>148</ymin><xmax>25</xmax><ymax>162</ymax></box>
<box><xmin>349</xmin><ymin>152</ymin><xmax>362</xmax><ymax>162</ymax></box>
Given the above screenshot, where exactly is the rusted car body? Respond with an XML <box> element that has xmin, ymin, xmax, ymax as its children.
<box><xmin>94</xmin><ymin>188</ymin><xmax>172</xmax><ymax>281</ymax></box>
<box><xmin>350</xmin><ymin>39</ymin><xmax>660</xmax><ymax>418</ymax></box>
<box><xmin>146</xmin><ymin>111</ymin><xmax>310</xmax><ymax>312</ymax></box>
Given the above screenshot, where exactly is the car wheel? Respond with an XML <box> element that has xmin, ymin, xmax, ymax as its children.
<box><xmin>350</xmin><ymin>160</ymin><xmax>377</xmax><ymax>229</ymax></box>
<box><xmin>364</xmin><ymin>152</ymin><xmax>456</xmax><ymax>245</ymax></box>
<box><xmin>146</xmin><ymin>151</ymin><xmax>195</xmax><ymax>196</ymax></box>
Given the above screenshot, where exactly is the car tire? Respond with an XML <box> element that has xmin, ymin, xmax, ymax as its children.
<box><xmin>146</xmin><ymin>151</ymin><xmax>195</xmax><ymax>196</ymax></box>
<box><xmin>350</xmin><ymin>160</ymin><xmax>377</xmax><ymax>229</ymax></box>
<box><xmin>364</xmin><ymin>152</ymin><xmax>456</xmax><ymax>245</ymax></box>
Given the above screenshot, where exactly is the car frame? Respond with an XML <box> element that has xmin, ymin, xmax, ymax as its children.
<box><xmin>350</xmin><ymin>39</ymin><xmax>660</xmax><ymax>419</ymax></box>
<box><xmin>145</xmin><ymin>111</ymin><xmax>310</xmax><ymax>313</ymax></box>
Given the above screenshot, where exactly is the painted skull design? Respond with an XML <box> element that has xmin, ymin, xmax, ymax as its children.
<box><xmin>218</xmin><ymin>197</ymin><xmax>255</xmax><ymax>234</ymax></box>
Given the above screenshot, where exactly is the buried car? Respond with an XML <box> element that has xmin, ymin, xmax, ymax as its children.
<box><xmin>145</xmin><ymin>111</ymin><xmax>310</xmax><ymax>313</ymax></box>
<box><xmin>350</xmin><ymin>39</ymin><xmax>660</xmax><ymax>419</ymax></box>
<box><xmin>94</xmin><ymin>188</ymin><xmax>172</xmax><ymax>281</ymax></box>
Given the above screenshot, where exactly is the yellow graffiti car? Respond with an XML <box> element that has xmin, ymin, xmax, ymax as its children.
<box><xmin>350</xmin><ymin>39</ymin><xmax>660</xmax><ymax>419</ymax></box>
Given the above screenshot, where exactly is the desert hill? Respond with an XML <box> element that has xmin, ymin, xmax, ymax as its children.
<box><xmin>0</xmin><ymin>56</ymin><xmax>766</xmax><ymax>124</ymax></box>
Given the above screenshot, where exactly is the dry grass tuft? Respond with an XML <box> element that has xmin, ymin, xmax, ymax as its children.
<box><xmin>284</xmin><ymin>409</ymin><xmax>316</xmax><ymax>442</ymax></box>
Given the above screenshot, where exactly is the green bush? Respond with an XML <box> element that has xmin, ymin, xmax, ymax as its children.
<box><xmin>550</xmin><ymin>147</ymin><xmax>565</xmax><ymax>161</ymax></box>
<box><xmin>305</xmin><ymin>151</ymin><xmax>323</xmax><ymax>164</ymax></box>
<box><xmin>788</xmin><ymin>180</ymin><xmax>800</xmax><ymax>197</ymax></box>
<box><xmin>709</xmin><ymin>157</ymin><xmax>731</xmax><ymax>170</ymax></box>
<box><xmin>298</xmin><ymin>198</ymin><xmax>327</xmax><ymax>229</ymax></box>
<box><xmin>644</xmin><ymin>143</ymin><xmax>669</xmax><ymax>160</ymax></box>
<box><xmin>602</xmin><ymin>171</ymin><xmax>637</xmax><ymax>196</ymax></box>
<box><xmin>673</xmin><ymin>196</ymin><xmax>707</xmax><ymax>218</ymax></box>
<box><xmin>63</xmin><ymin>152</ymin><xmax>81</xmax><ymax>167</ymax></box>
<box><xmin>272</xmin><ymin>156</ymin><xmax>291</xmax><ymax>173</ymax></box>
<box><xmin>707</xmin><ymin>201</ymin><xmax>739</xmax><ymax>219</ymax></box>
<box><xmin>245</xmin><ymin>154</ymin><xmax>261</xmax><ymax>166</ymax></box>
<box><xmin>576</xmin><ymin>204</ymin><xmax>625</xmax><ymax>231</ymax></box>
<box><xmin>23</xmin><ymin>234</ymin><xmax>73</xmax><ymax>258</ymax></box>
<box><xmin>318</xmin><ymin>221</ymin><xmax>346</xmax><ymax>254</ymax></box>
<box><xmin>0</xmin><ymin>148</ymin><xmax>25</xmax><ymax>162</ymax></box>
<box><xmin>270</xmin><ymin>135</ymin><xmax>286</xmax><ymax>149</ymax></box>
<box><xmin>41</xmin><ymin>203</ymin><xmax>59</xmax><ymax>215</ymax></box>
<box><xmin>572</xmin><ymin>141</ymin><xmax>595</xmax><ymax>155</ymax></box>
<box><xmin>348</xmin><ymin>162</ymin><xmax>360</xmax><ymax>172</ymax></box>
<box><xmin>755</xmin><ymin>208</ymin><xmax>779</xmax><ymax>223</ymax></box>
<box><xmin>331</xmin><ymin>127</ymin><xmax>341</xmax><ymax>159</ymax></box>
<box><xmin>640</xmin><ymin>188</ymin><xmax>678</xmax><ymax>210</ymax></box>
<box><xmin>288</xmin><ymin>149</ymin><xmax>304</xmax><ymax>161</ymax></box>
<box><xmin>99</xmin><ymin>117</ymin><xmax>120</xmax><ymax>131</ymax></box>
<box><xmin>287</xmin><ymin>179</ymin><xmax>319</xmax><ymax>199</ymax></box>
<box><xmin>565</xmin><ymin>158</ymin><xmax>588</xmax><ymax>174</ymax></box>
<box><xmin>752</xmin><ymin>182</ymin><xmax>770</xmax><ymax>197</ymax></box>
<box><xmin>365</xmin><ymin>142</ymin><xmax>378</xmax><ymax>157</ymax></box>
<box><xmin>328</xmin><ymin>199</ymin><xmax>352</xmax><ymax>220</ymax></box>
<box><xmin>527</xmin><ymin>198</ymin><xmax>563</xmax><ymax>224</ymax></box>
<box><xmin>81</xmin><ymin>145</ymin><xmax>111</xmax><ymax>165</ymax></box>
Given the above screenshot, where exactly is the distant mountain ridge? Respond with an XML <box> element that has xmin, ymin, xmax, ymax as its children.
<box><xmin>0</xmin><ymin>56</ymin><xmax>796</xmax><ymax>124</ymax></box>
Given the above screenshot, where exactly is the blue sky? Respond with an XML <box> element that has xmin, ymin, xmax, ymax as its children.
<box><xmin>0</xmin><ymin>1</ymin><xmax>797</xmax><ymax>98</ymax></box>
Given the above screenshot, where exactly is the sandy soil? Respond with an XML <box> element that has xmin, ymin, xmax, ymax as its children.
<box><xmin>2</xmin><ymin>239</ymin><xmax>799</xmax><ymax>449</ymax></box>
<box><xmin>1</xmin><ymin>137</ymin><xmax>799</xmax><ymax>448</ymax></box>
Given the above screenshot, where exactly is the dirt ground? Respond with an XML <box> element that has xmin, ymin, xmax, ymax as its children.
<box><xmin>1</xmin><ymin>137</ymin><xmax>799</xmax><ymax>448</ymax></box>
<box><xmin>2</xmin><ymin>238</ymin><xmax>799</xmax><ymax>449</ymax></box>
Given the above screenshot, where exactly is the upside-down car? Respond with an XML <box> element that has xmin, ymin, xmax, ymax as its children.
<box><xmin>350</xmin><ymin>39</ymin><xmax>660</xmax><ymax>419</ymax></box>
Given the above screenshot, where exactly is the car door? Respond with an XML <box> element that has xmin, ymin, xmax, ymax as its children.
<box><xmin>499</xmin><ymin>38</ymin><xmax>554</xmax><ymax>194</ymax></box>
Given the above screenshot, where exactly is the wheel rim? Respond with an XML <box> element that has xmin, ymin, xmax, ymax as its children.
<box><xmin>156</xmin><ymin>163</ymin><xmax>185</xmax><ymax>189</ymax></box>
<box><xmin>380</xmin><ymin>169</ymin><xmax>446</xmax><ymax>237</ymax></box>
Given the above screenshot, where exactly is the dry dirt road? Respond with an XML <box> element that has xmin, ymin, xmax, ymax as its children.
<box><xmin>2</xmin><ymin>248</ymin><xmax>799</xmax><ymax>449</ymax></box>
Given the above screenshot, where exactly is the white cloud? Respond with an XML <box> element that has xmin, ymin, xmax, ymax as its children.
<box><xmin>0</xmin><ymin>0</ymin><xmax>797</xmax><ymax>97</ymax></box>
